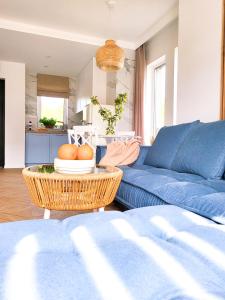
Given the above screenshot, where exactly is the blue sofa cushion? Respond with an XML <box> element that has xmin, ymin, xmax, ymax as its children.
<box><xmin>144</xmin><ymin>121</ymin><xmax>199</xmax><ymax>169</ymax></box>
<box><xmin>153</xmin><ymin>182</ymin><xmax>225</xmax><ymax>224</ymax></box>
<box><xmin>117</xmin><ymin>181</ymin><xmax>166</xmax><ymax>208</ymax></box>
<box><xmin>172</xmin><ymin>121</ymin><xmax>225</xmax><ymax>179</ymax></box>
<box><xmin>120</xmin><ymin>165</ymin><xmax>225</xmax><ymax>224</ymax></box>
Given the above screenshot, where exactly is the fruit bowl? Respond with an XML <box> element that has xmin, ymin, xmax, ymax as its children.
<box><xmin>54</xmin><ymin>158</ymin><xmax>95</xmax><ymax>174</ymax></box>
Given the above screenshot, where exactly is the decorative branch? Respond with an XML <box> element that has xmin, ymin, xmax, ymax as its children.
<box><xmin>90</xmin><ymin>93</ymin><xmax>127</xmax><ymax>135</ymax></box>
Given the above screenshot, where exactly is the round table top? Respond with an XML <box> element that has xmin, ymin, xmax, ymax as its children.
<box><xmin>23</xmin><ymin>164</ymin><xmax>122</xmax><ymax>180</ymax></box>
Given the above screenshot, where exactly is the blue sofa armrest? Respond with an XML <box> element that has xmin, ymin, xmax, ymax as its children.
<box><xmin>131</xmin><ymin>146</ymin><xmax>151</xmax><ymax>166</ymax></box>
<box><xmin>96</xmin><ymin>145</ymin><xmax>151</xmax><ymax>165</ymax></box>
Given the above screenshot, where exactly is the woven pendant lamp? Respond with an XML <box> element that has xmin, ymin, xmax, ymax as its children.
<box><xmin>96</xmin><ymin>39</ymin><xmax>125</xmax><ymax>72</ymax></box>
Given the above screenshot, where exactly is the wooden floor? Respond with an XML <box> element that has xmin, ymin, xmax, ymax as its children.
<box><xmin>0</xmin><ymin>168</ymin><xmax>122</xmax><ymax>223</ymax></box>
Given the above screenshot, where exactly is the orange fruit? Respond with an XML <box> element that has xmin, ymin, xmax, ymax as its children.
<box><xmin>77</xmin><ymin>144</ymin><xmax>94</xmax><ymax>160</ymax></box>
<box><xmin>58</xmin><ymin>144</ymin><xmax>78</xmax><ymax>160</ymax></box>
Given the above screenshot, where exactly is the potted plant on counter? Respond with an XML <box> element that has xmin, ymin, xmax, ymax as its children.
<box><xmin>39</xmin><ymin>117</ymin><xmax>57</xmax><ymax>129</ymax></box>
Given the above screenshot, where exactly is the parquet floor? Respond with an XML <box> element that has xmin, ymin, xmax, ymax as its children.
<box><xmin>0</xmin><ymin>168</ymin><xmax>122</xmax><ymax>223</ymax></box>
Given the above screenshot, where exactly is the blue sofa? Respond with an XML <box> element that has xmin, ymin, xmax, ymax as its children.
<box><xmin>97</xmin><ymin>120</ymin><xmax>225</xmax><ymax>224</ymax></box>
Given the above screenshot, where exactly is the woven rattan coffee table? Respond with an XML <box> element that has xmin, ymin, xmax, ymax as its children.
<box><xmin>22</xmin><ymin>165</ymin><xmax>123</xmax><ymax>219</ymax></box>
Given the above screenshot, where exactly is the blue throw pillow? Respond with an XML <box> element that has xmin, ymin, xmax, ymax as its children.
<box><xmin>172</xmin><ymin>120</ymin><xmax>225</xmax><ymax>179</ymax></box>
<box><xmin>144</xmin><ymin>121</ymin><xmax>200</xmax><ymax>169</ymax></box>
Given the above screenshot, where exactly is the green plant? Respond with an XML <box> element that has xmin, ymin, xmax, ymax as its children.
<box><xmin>91</xmin><ymin>93</ymin><xmax>127</xmax><ymax>135</ymax></box>
<box><xmin>39</xmin><ymin>117</ymin><xmax>57</xmax><ymax>128</ymax></box>
<box><xmin>38</xmin><ymin>165</ymin><xmax>55</xmax><ymax>173</ymax></box>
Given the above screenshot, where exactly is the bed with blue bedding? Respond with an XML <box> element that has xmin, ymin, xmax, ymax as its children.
<box><xmin>0</xmin><ymin>205</ymin><xmax>225</xmax><ymax>300</ymax></box>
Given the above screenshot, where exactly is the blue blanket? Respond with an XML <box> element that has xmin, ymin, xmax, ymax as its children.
<box><xmin>121</xmin><ymin>165</ymin><xmax>225</xmax><ymax>224</ymax></box>
<box><xmin>0</xmin><ymin>205</ymin><xmax>225</xmax><ymax>299</ymax></box>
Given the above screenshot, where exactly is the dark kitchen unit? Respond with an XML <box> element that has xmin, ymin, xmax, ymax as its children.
<box><xmin>0</xmin><ymin>79</ymin><xmax>5</xmax><ymax>167</ymax></box>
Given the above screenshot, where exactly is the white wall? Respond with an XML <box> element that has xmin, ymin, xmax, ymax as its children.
<box><xmin>76</xmin><ymin>59</ymin><xmax>93</xmax><ymax>113</ymax></box>
<box><xmin>116</xmin><ymin>48</ymin><xmax>135</xmax><ymax>131</ymax></box>
<box><xmin>0</xmin><ymin>61</ymin><xmax>25</xmax><ymax>168</ymax></box>
<box><xmin>92</xmin><ymin>58</ymin><xmax>107</xmax><ymax>104</ymax></box>
<box><xmin>145</xmin><ymin>19</ymin><xmax>178</xmax><ymax>125</ymax></box>
<box><xmin>76</xmin><ymin>58</ymin><xmax>107</xmax><ymax>113</ymax></box>
<box><xmin>177</xmin><ymin>0</ymin><xmax>223</xmax><ymax>123</ymax></box>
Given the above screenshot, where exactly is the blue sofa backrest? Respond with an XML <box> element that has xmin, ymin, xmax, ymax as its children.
<box><xmin>145</xmin><ymin>120</ymin><xmax>225</xmax><ymax>180</ymax></box>
<box><xmin>144</xmin><ymin>121</ymin><xmax>199</xmax><ymax>169</ymax></box>
<box><xmin>172</xmin><ymin>120</ymin><xmax>225</xmax><ymax>179</ymax></box>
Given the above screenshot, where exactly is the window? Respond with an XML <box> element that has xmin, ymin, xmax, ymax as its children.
<box><xmin>173</xmin><ymin>47</ymin><xmax>178</xmax><ymax>125</ymax></box>
<box><xmin>145</xmin><ymin>55</ymin><xmax>166</xmax><ymax>144</ymax></box>
<box><xmin>154</xmin><ymin>64</ymin><xmax>166</xmax><ymax>133</ymax></box>
<box><xmin>37</xmin><ymin>96</ymin><xmax>68</xmax><ymax>128</ymax></box>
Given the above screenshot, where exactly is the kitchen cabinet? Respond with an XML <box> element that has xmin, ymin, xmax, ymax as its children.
<box><xmin>25</xmin><ymin>133</ymin><xmax>68</xmax><ymax>165</ymax></box>
<box><xmin>50</xmin><ymin>134</ymin><xmax>68</xmax><ymax>163</ymax></box>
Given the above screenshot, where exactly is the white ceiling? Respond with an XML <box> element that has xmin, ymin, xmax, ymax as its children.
<box><xmin>0</xmin><ymin>28</ymin><xmax>97</xmax><ymax>76</ymax></box>
<box><xmin>0</xmin><ymin>0</ymin><xmax>178</xmax><ymax>46</ymax></box>
<box><xmin>0</xmin><ymin>0</ymin><xmax>178</xmax><ymax>76</ymax></box>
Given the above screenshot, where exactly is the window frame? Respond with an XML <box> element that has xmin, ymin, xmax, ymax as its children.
<box><xmin>145</xmin><ymin>55</ymin><xmax>166</xmax><ymax>144</ymax></box>
<box><xmin>173</xmin><ymin>47</ymin><xmax>178</xmax><ymax>125</ymax></box>
<box><xmin>37</xmin><ymin>96</ymin><xmax>68</xmax><ymax>127</ymax></box>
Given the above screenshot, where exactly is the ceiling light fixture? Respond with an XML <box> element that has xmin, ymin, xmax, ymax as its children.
<box><xmin>96</xmin><ymin>0</ymin><xmax>125</xmax><ymax>72</ymax></box>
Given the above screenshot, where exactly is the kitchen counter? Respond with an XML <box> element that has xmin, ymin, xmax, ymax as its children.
<box><xmin>26</xmin><ymin>129</ymin><xmax>67</xmax><ymax>134</ymax></box>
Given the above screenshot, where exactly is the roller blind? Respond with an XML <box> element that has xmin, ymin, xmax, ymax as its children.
<box><xmin>37</xmin><ymin>74</ymin><xmax>69</xmax><ymax>98</ymax></box>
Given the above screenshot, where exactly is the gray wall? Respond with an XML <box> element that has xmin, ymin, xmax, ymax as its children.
<box><xmin>177</xmin><ymin>0</ymin><xmax>222</xmax><ymax>123</ymax></box>
<box><xmin>145</xmin><ymin>19</ymin><xmax>178</xmax><ymax>125</ymax></box>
